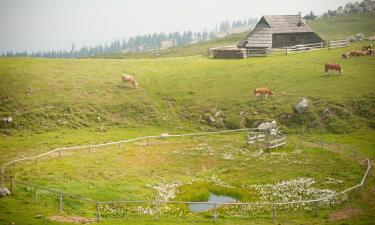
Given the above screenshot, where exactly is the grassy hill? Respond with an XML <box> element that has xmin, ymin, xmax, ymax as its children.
<box><xmin>0</xmin><ymin>14</ymin><xmax>375</xmax><ymax>225</ymax></box>
<box><xmin>1</xmin><ymin>42</ymin><xmax>374</xmax><ymax>136</ymax></box>
<box><xmin>309</xmin><ymin>14</ymin><xmax>375</xmax><ymax>40</ymax></box>
<box><xmin>96</xmin><ymin>14</ymin><xmax>375</xmax><ymax>59</ymax></box>
<box><xmin>94</xmin><ymin>32</ymin><xmax>246</xmax><ymax>59</ymax></box>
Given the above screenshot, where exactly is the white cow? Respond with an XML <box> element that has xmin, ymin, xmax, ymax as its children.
<box><xmin>121</xmin><ymin>74</ymin><xmax>138</xmax><ymax>88</ymax></box>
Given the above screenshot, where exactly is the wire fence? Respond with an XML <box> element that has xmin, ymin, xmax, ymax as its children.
<box><xmin>0</xmin><ymin>128</ymin><xmax>371</xmax><ymax>223</ymax></box>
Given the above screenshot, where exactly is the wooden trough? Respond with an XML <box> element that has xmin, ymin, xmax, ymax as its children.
<box><xmin>248</xmin><ymin>130</ymin><xmax>286</xmax><ymax>150</ymax></box>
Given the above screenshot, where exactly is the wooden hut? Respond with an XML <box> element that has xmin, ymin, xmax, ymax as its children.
<box><xmin>238</xmin><ymin>15</ymin><xmax>323</xmax><ymax>56</ymax></box>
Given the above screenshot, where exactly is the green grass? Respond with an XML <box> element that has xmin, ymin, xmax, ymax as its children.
<box><xmin>1</xmin><ymin>41</ymin><xmax>374</xmax><ymax>137</ymax></box>
<box><xmin>0</xmin><ymin>14</ymin><xmax>374</xmax><ymax>225</ymax></box>
<box><xmin>309</xmin><ymin>14</ymin><xmax>375</xmax><ymax>40</ymax></box>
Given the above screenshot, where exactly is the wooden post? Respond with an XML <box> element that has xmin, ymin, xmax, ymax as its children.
<box><xmin>58</xmin><ymin>150</ymin><xmax>61</xmax><ymax>158</ymax></box>
<box><xmin>59</xmin><ymin>193</ymin><xmax>63</xmax><ymax>212</ymax></box>
<box><xmin>34</xmin><ymin>187</ymin><xmax>38</xmax><ymax>204</ymax></box>
<box><xmin>272</xmin><ymin>204</ymin><xmax>276</xmax><ymax>223</ymax></box>
<box><xmin>213</xmin><ymin>203</ymin><xmax>217</xmax><ymax>223</ymax></box>
<box><xmin>299</xmin><ymin>127</ymin><xmax>303</xmax><ymax>148</ymax></box>
<box><xmin>314</xmin><ymin>201</ymin><xmax>318</xmax><ymax>216</ymax></box>
<box><xmin>0</xmin><ymin>165</ymin><xmax>4</xmax><ymax>188</ymax></box>
<box><xmin>285</xmin><ymin>48</ymin><xmax>288</xmax><ymax>55</ymax></box>
<box><xmin>147</xmin><ymin>137</ymin><xmax>150</xmax><ymax>146</ymax></box>
<box><xmin>88</xmin><ymin>147</ymin><xmax>91</xmax><ymax>153</ymax></box>
<box><xmin>360</xmin><ymin>184</ymin><xmax>365</xmax><ymax>199</ymax></box>
<box><xmin>96</xmin><ymin>203</ymin><xmax>102</xmax><ymax>222</ymax></box>
<box><xmin>9</xmin><ymin>176</ymin><xmax>14</xmax><ymax>194</ymax></box>
<box><xmin>154</xmin><ymin>201</ymin><xmax>159</xmax><ymax>220</ymax></box>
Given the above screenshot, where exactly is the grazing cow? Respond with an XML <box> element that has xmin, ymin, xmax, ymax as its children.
<box><xmin>342</xmin><ymin>52</ymin><xmax>349</xmax><ymax>58</ymax></box>
<box><xmin>349</xmin><ymin>50</ymin><xmax>366</xmax><ymax>57</ymax></box>
<box><xmin>121</xmin><ymin>74</ymin><xmax>138</xmax><ymax>88</ymax></box>
<box><xmin>362</xmin><ymin>44</ymin><xmax>373</xmax><ymax>51</ymax></box>
<box><xmin>254</xmin><ymin>87</ymin><xmax>274</xmax><ymax>100</ymax></box>
<box><xmin>366</xmin><ymin>49</ymin><xmax>374</xmax><ymax>56</ymax></box>
<box><xmin>325</xmin><ymin>63</ymin><xmax>343</xmax><ymax>75</ymax></box>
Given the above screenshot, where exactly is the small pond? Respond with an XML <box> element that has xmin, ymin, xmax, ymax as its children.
<box><xmin>188</xmin><ymin>193</ymin><xmax>237</xmax><ymax>213</ymax></box>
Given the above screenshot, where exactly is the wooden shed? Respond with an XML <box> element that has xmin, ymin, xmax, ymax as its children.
<box><xmin>237</xmin><ymin>15</ymin><xmax>323</xmax><ymax>56</ymax></box>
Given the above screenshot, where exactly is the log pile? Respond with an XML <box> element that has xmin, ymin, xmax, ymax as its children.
<box><xmin>208</xmin><ymin>46</ymin><xmax>247</xmax><ymax>59</ymax></box>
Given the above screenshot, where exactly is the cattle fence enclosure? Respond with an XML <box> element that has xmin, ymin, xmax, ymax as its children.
<box><xmin>208</xmin><ymin>39</ymin><xmax>350</xmax><ymax>58</ymax></box>
<box><xmin>0</xmin><ymin>128</ymin><xmax>371</xmax><ymax>223</ymax></box>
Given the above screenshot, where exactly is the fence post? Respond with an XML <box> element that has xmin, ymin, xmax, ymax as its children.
<box><xmin>314</xmin><ymin>201</ymin><xmax>319</xmax><ymax>216</ymax></box>
<box><xmin>327</xmin><ymin>41</ymin><xmax>331</xmax><ymax>50</ymax></box>
<box><xmin>34</xmin><ymin>187</ymin><xmax>38</xmax><ymax>204</ymax></box>
<box><xmin>88</xmin><ymin>147</ymin><xmax>91</xmax><ymax>153</ymax></box>
<box><xmin>272</xmin><ymin>204</ymin><xmax>276</xmax><ymax>223</ymax></box>
<box><xmin>299</xmin><ymin>127</ymin><xmax>304</xmax><ymax>148</ymax></box>
<box><xmin>13</xmin><ymin>162</ymin><xmax>16</xmax><ymax>175</ymax></box>
<box><xmin>58</xmin><ymin>150</ymin><xmax>61</xmax><ymax>158</ymax></box>
<box><xmin>147</xmin><ymin>137</ymin><xmax>150</xmax><ymax>146</ymax></box>
<box><xmin>96</xmin><ymin>203</ymin><xmax>102</xmax><ymax>222</ymax></box>
<box><xmin>0</xmin><ymin>164</ymin><xmax>4</xmax><ymax>188</ymax></box>
<box><xmin>59</xmin><ymin>193</ymin><xmax>63</xmax><ymax>212</ymax></box>
<box><xmin>154</xmin><ymin>201</ymin><xmax>159</xmax><ymax>220</ymax></box>
<box><xmin>213</xmin><ymin>203</ymin><xmax>218</xmax><ymax>223</ymax></box>
<box><xmin>9</xmin><ymin>176</ymin><xmax>14</xmax><ymax>194</ymax></box>
<box><xmin>119</xmin><ymin>142</ymin><xmax>121</xmax><ymax>148</ymax></box>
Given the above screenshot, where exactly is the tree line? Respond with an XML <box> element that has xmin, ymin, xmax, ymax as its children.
<box><xmin>1</xmin><ymin>18</ymin><xmax>257</xmax><ymax>58</ymax></box>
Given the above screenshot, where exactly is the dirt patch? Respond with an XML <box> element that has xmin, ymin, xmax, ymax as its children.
<box><xmin>329</xmin><ymin>207</ymin><xmax>362</xmax><ymax>221</ymax></box>
<box><xmin>49</xmin><ymin>215</ymin><xmax>95</xmax><ymax>224</ymax></box>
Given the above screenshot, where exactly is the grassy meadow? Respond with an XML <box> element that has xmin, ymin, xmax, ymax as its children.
<box><xmin>0</xmin><ymin>14</ymin><xmax>374</xmax><ymax>225</ymax></box>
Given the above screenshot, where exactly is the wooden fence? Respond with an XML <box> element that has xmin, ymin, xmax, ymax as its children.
<box><xmin>327</xmin><ymin>39</ymin><xmax>350</xmax><ymax>50</ymax></box>
<box><xmin>246</xmin><ymin>47</ymin><xmax>271</xmax><ymax>57</ymax></box>
<box><xmin>0</xmin><ymin>129</ymin><xmax>371</xmax><ymax>223</ymax></box>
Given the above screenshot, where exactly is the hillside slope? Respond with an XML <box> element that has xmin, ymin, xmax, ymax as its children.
<box><xmin>1</xmin><ymin>41</ymin><xmax>374</xmax><ymax>137</ymax></box>
<box><xmin>309</xmin><ymin>14</ymin><xmax>375</xmax><ymax>40</ymax></box>
<box><xmin>96</xmin><ymin>14</ymin><xmax>375</xmax><ymax>59</ymax></box>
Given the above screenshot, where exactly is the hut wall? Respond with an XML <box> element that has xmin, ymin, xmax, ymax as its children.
<box><xmin>272</xmin><ymin>33</ymin><xmax>323</xmax><ymax>48</ymax></box>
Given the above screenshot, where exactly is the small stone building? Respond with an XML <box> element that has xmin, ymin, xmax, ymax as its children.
<box><xmin>237</xmin><ymin>15</ymin><xmax>324</xmax><ymax>55</ymax></box>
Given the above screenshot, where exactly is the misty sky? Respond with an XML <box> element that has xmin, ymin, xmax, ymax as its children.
<box><xmin>0</xmin><ymin>0</ymin><xmax>353</xmax><ymax>52</ymax></box>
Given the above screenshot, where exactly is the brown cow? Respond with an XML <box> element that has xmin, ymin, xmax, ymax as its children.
<box><xmin>325</xmin><ymin>63</ymin><xmax>343</xmax><ymax>75</ymax></box>
<box><xmin>121</xmin><ymin>74</ymin><xmax>138</xmax><ymax>88</ymax></box>
<box><xmin>349</xmin><ymin>50</ymin><xmax>366</xmax><ymax>57</ymax></box>
<box><xmin>254</xmin><ymin>87</ymin><xmax>274</xmax><ymax>100</ymax></box>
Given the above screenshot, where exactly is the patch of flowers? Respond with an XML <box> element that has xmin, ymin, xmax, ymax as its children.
<box><xmin>210</xmin><ymin>174</ymin><xmax>234</xmax><ymax>188</ymax></box>
<box><xmin>243</xmin><ymin>177</ymin><xmax>347</xmax><ymax>210</ymax></box>
<box><xmin>146</xmin><ymin>181</ymin><xmax>183</xmax><ymax>202</ymax></box>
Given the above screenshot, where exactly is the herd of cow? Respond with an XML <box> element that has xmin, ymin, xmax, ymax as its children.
<box><xmin>121</xmin><ymin>44</ymin><xmax>373</xmax><ymax>100</ymax></box>
<box><xmin>254</xmin><ymin>44</ymin><xmax>373</xmax><ymax>99</ymax></box>
<box><xmin>342</xmin><ymin>44</ymin><xmax>374</xmax><ymax>58</ymax></box>
<box><xmin>325</xmin><ymin>44</ymin><xmax>373</xmax><ymax>76</ymax></box>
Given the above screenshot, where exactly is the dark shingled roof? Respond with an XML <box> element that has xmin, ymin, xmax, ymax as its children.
<box><xmin>238</xmin><ymin>15</ymin><xmax>318</xmax><ymax>48</ymax></box>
